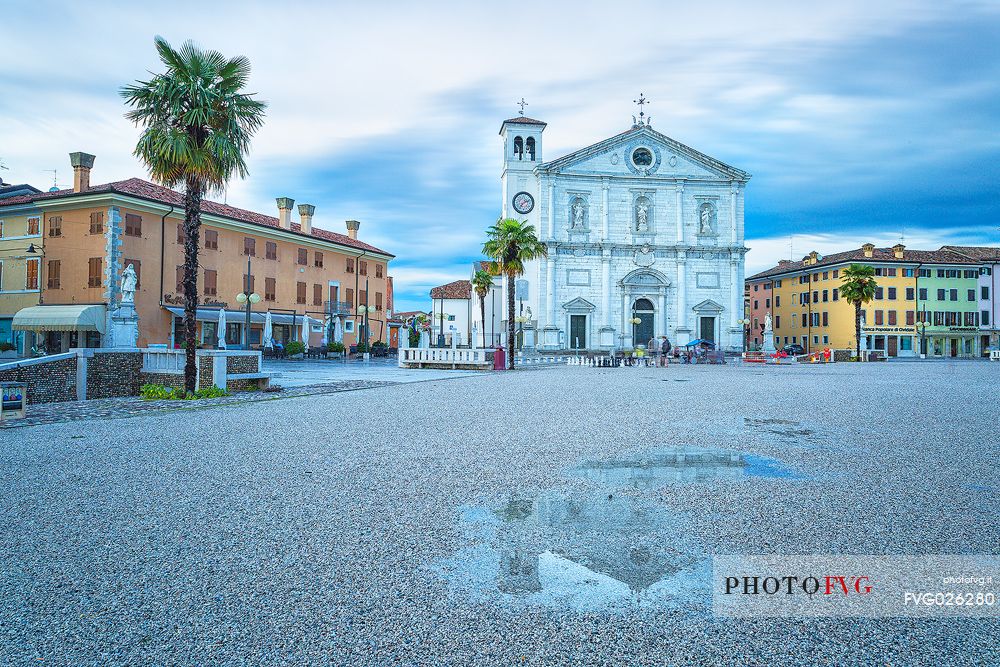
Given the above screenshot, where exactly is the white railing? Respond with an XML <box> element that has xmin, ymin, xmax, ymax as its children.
<box><xmin>398</xmin><ymin>347</ymin><xmax>491</xmax><ymax>368</ymax></box>
<box><xmin>142</xmin><ymin>349</ymin><xmax>186</xmax><ymax>374</ymax></box>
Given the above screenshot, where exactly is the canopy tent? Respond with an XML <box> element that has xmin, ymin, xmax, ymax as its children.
<box><xmin>13</xmin><ymin>305</ymin><xmax>107</xmax><ymax>334</ymax></box>
<box><xmin>683</xmin><ymin>339</ymin><xmax>716</xmax><ymax>349</ymax></box>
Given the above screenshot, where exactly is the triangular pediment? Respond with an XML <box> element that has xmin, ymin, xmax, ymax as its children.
<box><xmin>537</xmin><ymin>125</ymin><xmax>749</xmax><ymax>181</ymax></box>
<box><xmin>562</xmin><ymin>297</ymin><xmax>596</xmax><ymax>312</ymax></box>
<box><xmin>692</xmin><ymin>299</ymin><xmax>725</xmax><ymax>312</ymax></box>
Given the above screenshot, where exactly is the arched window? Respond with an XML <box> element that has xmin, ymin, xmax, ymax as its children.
<box><xmin>513</xmin><ymin>136</ymin><xmax>523</xmax><ymax>160</ymax></box>
<box><xmin>525</xmin><ymin>137</ymin><xmax>535</xmax><ymax>161</ymax></box>
<box><xmin>633</xmin><ymin>298</ymin><xmax>654</xmax><ymax>311</ymax></box>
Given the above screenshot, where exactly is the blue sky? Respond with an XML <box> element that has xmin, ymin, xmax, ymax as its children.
<box><xmin>1</xmin><ymin>1</ymin><xmax>998</xmax><ymax>311</ymax></box>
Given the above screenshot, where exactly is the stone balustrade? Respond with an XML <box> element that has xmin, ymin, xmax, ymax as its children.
<box><xmin>398</xmin><ymin>347</ymin><xmax>492</xmax><ymax>369</ymax></box>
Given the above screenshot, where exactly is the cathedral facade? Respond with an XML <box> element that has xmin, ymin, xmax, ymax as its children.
<box><xmin>500</xmin><ymin>111</ymin><xmax>750</xmax><ymax>351</ymax></box>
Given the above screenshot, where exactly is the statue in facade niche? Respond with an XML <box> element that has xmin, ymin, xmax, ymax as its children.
<box><xmin>572</xmin><ymin>200</ymin><xmax>585</xmax><ymax>228</ymax></box>
<box><xmin>120</xmin><ymin>263</ymin><xmax>137</xmax><ymax>303</ymax></box>
<box><xmin>700</xmin><ymin>205</ymin><xmax>714</xmax><ymax>234</ymax></box>
<box><xmin>636</xmin><ymin>200</ymin><xmax>649</xmax><ymax>232</ymax></box>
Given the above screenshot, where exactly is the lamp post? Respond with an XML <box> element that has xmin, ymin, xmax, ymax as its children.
<box><xmin>235</xmin><ymin>256</ymin><xmax>261</xmax><ymax>349</ymax></box>
<box><xmin>514</xmin><ymin>314</ymin><xmax>529</xmax><ymax>351</ymax></box>
<box><xmin>737</xmin><ymin>317</ymin><xmax>751</xmax><ymax>351</ymax></box>
<box><xmin>435</xmin><ymin>311</ymin><xmax>450</xmax><ymax>347</ymax></box>
<box><xmin>916</xmin><ymin>319</ymin><xmax>927</xmax><ymax>359</ymax></box>
<box><xmin>358</xmin><ymin>304</ymin><xmax>372</xmax><ymax>358</ymax></box>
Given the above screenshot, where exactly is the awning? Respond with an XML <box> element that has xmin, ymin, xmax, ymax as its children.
<box><xmin>164</xmin><ymin>306</ymin><xmax>303</xmax><ymax>326</ymax></box>
<box><xmin>12</xmin><ymin>305</ymin><xmax>107</xmax><ymax>334</ymax></box>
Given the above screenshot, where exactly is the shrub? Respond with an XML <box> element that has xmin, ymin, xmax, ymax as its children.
<box><xmin>408</xmin><ymin>330</ymin><xmax>420</xmax><ymax>348</ymax></box>
<box><xmin>0</xmin><ymin>341</ymin><xmax>15</xmax><ymax>352</ymax></box>
<box><xmin>355</xmin><ymin>341</ymin><xmax>370</xmax><ymax>353</ymax></box>
<box><xmin>140</xmin><ymin>383</ymin><xmax>229</xmax><ymax>400</ymax></box>
<box><xmin>327</xmin><ymin>341</ymin><xmax>345</xmax><ymax>353</ymax></box>
<box><xmin>285</xmin><ymin>341</ymin><xmax>306</xmax><ymax>356</ymax></box>
<box><xmin>191</xmin><ymin>386</ymin><xmax>228</xmax><ymax>399</ymax></box>
<box><xmin>371</xmin><ymin>340</ymin><xmax>387</xmax><ymax>349</ymax></box>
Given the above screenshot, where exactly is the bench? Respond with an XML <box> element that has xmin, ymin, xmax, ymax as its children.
<box><xmin>227</xmin><ymin>372</ymin><xmax>272</xmax><ymax>389</ymax></box>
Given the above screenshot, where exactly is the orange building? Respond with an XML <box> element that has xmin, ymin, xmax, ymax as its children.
<box><xmin>3</xmin><ymin>152</ymin><xmax>394</xmax><ymax>352</ymax></box>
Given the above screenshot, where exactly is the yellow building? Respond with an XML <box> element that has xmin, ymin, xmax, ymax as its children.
<box><xmin>0</xmin><ymin>185</ymin><xmax>44</xmax><ymax>354</ymax></box>
<box><xmin>747</xmin><ymin>243</ymin><xmax>984</xmax><ymax>358</ymax></box>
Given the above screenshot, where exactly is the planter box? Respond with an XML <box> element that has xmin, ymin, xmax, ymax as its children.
<box><xmin>289</xmin><ymin>353</ymin><xmax>304</xmax><ymax>360</ymax></box>
<box><xmin>326</xmin><ymin>352</ymin><xmax>343</xmax><ymax>359</ymax></box>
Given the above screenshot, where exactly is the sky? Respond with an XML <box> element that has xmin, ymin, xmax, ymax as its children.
<box><xmin>2</xmin><ymin>0</ymin><xmax>998</xmax><ymax>311</ymax></box>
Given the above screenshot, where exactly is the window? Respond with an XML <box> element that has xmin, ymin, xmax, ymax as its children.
<box><xmin>375</xmin><ymin>263</ymin><xmax>383</xmax><ymax>278</ymax></box>
<box><xmin>822</xmin><ymin>290</ymin><xmax>829</xmax><ymax>302</ymax></box>
<box><xmin>313</xmin><ymin>283</ymin><xmax>322</xmax><ymax>306</ymax></box>
<box><xmin>296</xmin><ymin>281</ymin><xmax>306</xmax><ymax>304</ymax></box>
<box><xmin>905</xmin><ymin>311</ymin><xmax>915</xmax><ymax>325</ymax></box>
<box><xmin>243</xmin><ymin>273</ymin><xmax>254</xmax><ymax>294</ymax></box>
<box><xmin>47</xmin><ymin>260</ymin><xmax>61</xmax><ymax>289</ymax></box>
<box><xmin>888</xmin><ymin>310</ymin><xmax>897</xmax><ymax>326</ymax></box>
<box><xmin>345</xmin><ymin>287</ymin><xmax>354</xmax><ymax>305</ymax></box>
<box><xmin>937</xmin><ymin>269</ymin><xmax>945</xmax><ymax>278</ymax></box>
<box><xmin>822</xmin><ymin>271</ymin><xmax>829</xmax><ymax>280</ymax></box>
<box><xmin>204</xmin><ymin>230</ymin><xmax>219</xmax><ymax>250</ymax></box>
<box><xmin>359</xmin><ymin>290</ymin><xmax>367</xmax><ymax>306</ymax></box>
<box><xmin>801</xmin><ymin>313</ymin><xmax>807</xmax><ymax>327</ymax></box>
<box><xmin>964</xmin><ymin>270</ymin><xmax>978</xmax><ymax>278</ymax></box>
<box><xmin>297</xmin><ymin>248</ymin><xmax>308</xmax><ymax>266</ymax></box>
<box><xmin>984</xmin><ymin>310</ymin><xmax>991</xmax><ymax>326</ymax></box>
<box><xmin>314</xmin><ymin>252</ymin><xmax>324</xmax><ymax>268</ymax></box>
<box><xmin>822</xmin><ymin>312</ymin><xmax>828</xmax><ymax>326</ymax></box>
<box><xmin>753</xmin><ymin>284</ymin><xmax>759</xmax><ymax>292</ymax></box>
<box><xmin>26</xmin><ymin>258</ymin><xmax>39</xmax><ymax>289</ymax></box>
<box><xmin>887</xmin><ymin>268</ymin><xmax>897</xmax><ymax>277</ymax></box>
<box><xmin>346</xmin><ymin>258</ymin><xmax>355</xmax><ymax>273</ymax></box>
<box><xmin>124</xmin><ymin>213</ymin><xmax>142</xmax><ymax>237</ymax></box>
<box><xmin>949</xmin><ymin>289</ymin><xmax>957</xmax><ymax>301</ymax></box>
<box><xmin>204</xmin><ymin>269</ymin><xmax>218</xmax><ymax>296</ymax></box>
<box><xmin>982</xmin><ymin>286</ymin><xmax>989</xmax><ymax>300</ymax></box>
<box><xmin>919</xmin><ymin>269</ymin><xmax>931</xmax><ymax>278</ymax></box>
<box><xmin>919</xmin><ymin>288</ymin><xmax>928</xmax><ymax>300</ymax></box>
<box><xmin>812</xmin><ymin>290</ymin><xmax>818</xmax><ymax>302</ymax></box>
<box><xmin>874</xmin><ymin>310</ymin><xmax>884</xmax><ymax>326</ymax></box>
<box><xmin>775</xmin><ymin>316</ymin><xmax>780</xmax><ymax>328</ymax></box>
<box><xmin>967</xmin><ymin>289</ymin><xmax>976</xmax><ymax>301</ymax></box>
<box><xmin>775</xmin><ymin>279</ymin><xmax>783</xmax><ymax>287</ymax></box>
<box><xmin>832</xmin><ymin>270</ymin><xmax>839</xmax><ymax>279</ymax></box>
<box><xmin>27</xmin><ymin>216</ymin><xmax>40</xmax><ymax>235</ymax></box>
<box><xmin>123</xmin><ymin>259</ymin><xmax>141</xmax><ymax>289</ymax></box>
<box><xmin>89</xmin><ymin>258</ymin><xmax>104</xmax><ymax>288</ymax></box>
<box><xmin>175</xmin><ymin>265</ymin><xmax>184</xmax><ymax>293</ymax></box>
<box><xmin>875</xmin><ymin>287</ymin><xmax>883</xmax><ymax>300</ymax></box>
<box><xmin>775</xmin><ymin>295</ymin><xmax>781</xmax><ymax>307</ymax></box>
<box><xmin>753</xmin><ymin>300</ymin><xmax>758</xmax><ymax>309</ymax></box>
<box><xmin>822</xmin><ymin>335</ymin><xmax>829</xmax><ymax>344</ymax></box>
<box><xmin>244</xmin><ymin>237</ymin><xmax>256</xmax><ymax>256</ymax></box>
<box><xmin>266</xmin><ymin>241</ymin><xmax>277</xmax><ymax>260</ymax></box>
<box><xmin>48</xmin><ymin>216</ymin><xmax>62</xmax><ymax>237</ymax></box>
<box><xmin>937</xmin><ymin>289</ymin><xmax>945</xmax><ymax>300</ymax></box>
<box><xmin>900</xmin><ymin>337</ymin><xmax>912</xmax><ymax>351</ymax></box>
<box><xmin>903</xmin><ymin>268</ymin><xmax>915</xmax><ymax>277</ymax></box>
<box><xmin>90</xmin><ymin>211</ymin><xmax>104</xmax><ymax>234</ymax></box>
<box><xmin>359</xmin><ymin>260</ymin><xmax>368</xmax><ymax>276</ymax></box>
<box><xmin>177</xmin><ymin>224</ymin><xmax>186</xmax><ymax>244</ymax></box>
<box><xmin>906</xmin><ymin>287</ymin><xmax>914</xmax><ymax>300</ymax></box>
<box><xmin>265</xmin><ymin>277</ymin><xmax>276</xmax><ymax>301</ymax></box>
<box><xmin>887</xmin><ymin>287</ymin><xmax>896</xmax><ymax>300</ymax></box>
<box><xmin>813</xmin><ymin>335</ymin><xmax>819</xmax><ymax>345</ymax></box>
<box><xmin>765</xmin><ymin>298</ymin><xmax>771</xmax><ymax>308</ymax></box>
<box><xmin>375</xmin><ymin>292</ymin><xmax>383</xmax><ymax>310</ymax></box>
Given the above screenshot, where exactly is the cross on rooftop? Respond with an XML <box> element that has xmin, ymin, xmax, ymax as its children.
<box><xmin>517</xmin><ymin>97</ymin><xmax>528</xmax><ymax>115</ymax></box>
<box><xmin>633</xmin><ymin>93</ymin><xmax>650</xmax><ymax>125</ymax></box>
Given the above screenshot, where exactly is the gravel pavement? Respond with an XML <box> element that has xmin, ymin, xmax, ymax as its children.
<box><xmin>1</xmin><ymin>360</ymin><xmax>998</xmax><ymax>665</ymax></box>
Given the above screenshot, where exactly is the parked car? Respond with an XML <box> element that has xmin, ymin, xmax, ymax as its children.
<box><xmin>782</xmin><ymin>343</ymin><xmax>805</xmax><ymax>355</ymax></box>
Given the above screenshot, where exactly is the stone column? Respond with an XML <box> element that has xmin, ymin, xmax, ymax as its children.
<box><xmin>547</xmin><ymin>181</ymin><xmax>555</xmax><ymax>240</ymax></box>
<box><xmin>676</xmin><ymin>251</ymin><xmax>689</xmax><ymax>343</ymax></box>
<box><xmin>730</xmin><ymin>259</ymin><xmax>740</xmax><ymax>329</ymax></box>
<box><xmin>730</xmin><ymin>182</ymin><xmax>738</xmax><ymax>244</ymax></box>
<box><xmin>675</xmin><ymin>183</ymin><xmax>684</xmax><ymax>245</ymax></box>
<box><xmin>602</xmin><ymin>256</ymin><xmax>611</xmax><ymax>328</ymax></box>
<box><xmin>601</xmin><ymin>178</ymin><xmax>610</xmax><ymax>241</ymax></box>
<box><xmin>546</xmin><ymin>254</ymin><xmax>556</xmax><ymax>327</ymax></box>
<box><xmin>659</xmin><ymin>288</ymin><xmax>668</xmax><ymax>337</ymax></box>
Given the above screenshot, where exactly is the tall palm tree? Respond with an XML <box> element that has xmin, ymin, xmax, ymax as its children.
<box><xmin>482</xmin><ymin>218</ymin><xmax>547</xmax><ymax>369</ymax></box>
<box><xmin>121</xmin><ymin>37</ymin><xmax>266</xmax><ymax>391</ymax></box>
<box><xmin>840</xmin><ymin>263</ymin><xmax>878</xmax><ymax>358</ymax></box>
<box><xmin>471</xmin><ymin>267</ymin><xmax>495</xmax><ymax>349</ymax></box>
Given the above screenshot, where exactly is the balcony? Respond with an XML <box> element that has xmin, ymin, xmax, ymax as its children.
<box><xmin>325</xmin><ymin>300</ymin><xmax>353</xmax><ymax>316</ymax></box>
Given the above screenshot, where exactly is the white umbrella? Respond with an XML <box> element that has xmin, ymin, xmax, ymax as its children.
<box><xmin>321</xmin><ymin>316</ymin><xmax>330</xmax><ymax>347</ymax></box>
<box><xmin>263</xmin><ymin>311</ymin><xmax>274</xmax><ymax>350</ymax></box>
<box><xmin>333</xmin><ymin>317</ymin><xmax>343</xmax><ymax>344</ymax></box>
<box><xmin>217</xmin><ymin>308</ymin><xmax>227</xmax><ymax>349</ymax></box>
<box><xmin>300</xmin><ymin>314</ymin><xmax>310</xmax><ymax>351</ymax></box>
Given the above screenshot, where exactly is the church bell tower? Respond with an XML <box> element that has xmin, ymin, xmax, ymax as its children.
<box><xmin>500</xmin><ymin>100</ymin><xmax>545</xmax><ymax>225</ymax></box>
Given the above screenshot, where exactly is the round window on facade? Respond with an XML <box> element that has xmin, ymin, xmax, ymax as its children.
<box><xmin>631</xmin><ymin>147</ymin><xmax>653</xmax><ymax>167</ymax></box>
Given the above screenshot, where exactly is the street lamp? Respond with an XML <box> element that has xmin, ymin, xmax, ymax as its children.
<box><xmin>514</xmin><ymin>314</ymin><xmax>529</xmax><ymax>351</ymax></box>
<box><xmin>737</xmin><ymin>317</ymin><xmax>751</xmax><ymax>351</ymax></box>
<box><xmin>235</xmin><ymin>256</ymin><xmax>260</xmax><ymax>349</ymax></box>
<box><xmin>435</xmin><ymin>311</ymin><xmax>451</xmax><ymax>347</ymax></box>
<box><xmin>358</xmin><ymin>304</ymin><xmax>372</xmax><ymax>353</ymax></box>
<box><xmin>915</xmin><ymin>319</ymin><xmax>927</xmax><ymax>359</ymax></box>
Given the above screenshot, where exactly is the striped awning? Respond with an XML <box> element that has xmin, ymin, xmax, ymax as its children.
<box><xmin>12</xmin><ymin>305</ymin><xmax>107</xmax><ymax>333</ymax></box>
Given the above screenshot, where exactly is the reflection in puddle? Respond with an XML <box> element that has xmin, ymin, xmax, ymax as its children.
<box><xmin>438</xmin><ymin>494</ymin><xmax>710</xmax><ymax>611</ymax></box>
<box><xmin>571</xmin><ymin>448</ymin><xmax>803</xmax><ymax>488</ymax></box>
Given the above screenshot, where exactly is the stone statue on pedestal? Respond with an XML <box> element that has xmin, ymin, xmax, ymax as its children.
<box><xmin>762</xmin><ymin>311</ymin><xmax>776</xmax><ymax>353</ymax></box>
<box><xmin>120</xmin><ymin>264</ymin><xmax>137</xmax><ymax>303</ymax></box>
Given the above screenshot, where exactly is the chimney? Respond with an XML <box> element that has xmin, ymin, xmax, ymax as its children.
<box><xmin>778</xmin><ymin>259</ymin><xmax>791</xmax><ymax>266</ymax></box>
<box><xmin>809</xmin><ymin>250</ymin><xmax>819</xmax><ymax>265</ymax></box>
<box><xmin>346</xmin><ymin>219</ymin><xmax>360</xmax><ymax>240</ymax></box>
<box><xmin>276</xmin><ymin>197</ymin><xmax>294</xmax><ymax>229</ymax></box>
<box><xmin>862</xmin><ymin>243</ymin><xmax>875</xmax><ymax>258</ymax></box>
<box><xmin>298</xmin><ymin>204</ymin><xmax>315</xmax><ymax>235</ymax></box>
<box><xmin>69</xmin><ymin>152</ymin><xmax>96</xmax><ymax>192</ymax></box>
<box><xmin>892</xmin><ymin>243</ymin><xmax>905</xmax><ymax>259</ymax></box>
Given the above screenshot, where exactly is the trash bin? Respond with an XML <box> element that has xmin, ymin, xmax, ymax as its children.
<box><xmin>1</xmin><ymin>382</ymin><xmax>27</xmax><ymax>421</ymax></box>
<box><xmin>493</xmin><ymin>346</ymin><xmax>506</xmax><ymax>371</ymax></box>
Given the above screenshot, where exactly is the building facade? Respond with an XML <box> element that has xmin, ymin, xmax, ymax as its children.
<box><xmin>747</xmin><ymin>243</ymin><xmax>997</xmax><ymax>358</ymax></box>
<box><xmin>1</xmin><ymin>153</ymin><xmax>394</xmax><ymax>353</ymax></box>
<box><xmin>500</xmin><ymin>112</ymin><xmax>749</xmax><ymax>352</ymax></box>
<box><xmin>0</xmin><ymin>197</ymin><xmax>44</xmax><ymax>353</ymax></box>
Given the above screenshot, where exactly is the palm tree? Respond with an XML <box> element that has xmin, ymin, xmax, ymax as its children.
<box><xmin>471</xmin><ymin>267</ymin><xmax>495</xmax><ymax>349</ymax></box>
<box><xmin>482</xmin><ymin>218</ymin><xmax>547</xmax><ymax>369</ymax></box>
<box><xmin>840</xmin><ymin>263</ymin><xmax>878</xmax><ymax>358</ymax></box>
<box><xmin>121</xmin><ymin>37</ymin><xmax>266</xmax><ymax>392</ymax></box>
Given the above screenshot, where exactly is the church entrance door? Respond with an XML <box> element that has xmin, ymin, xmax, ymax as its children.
<box><xmin>570</xmin><ymin>315</ymin><xmax>587</xmax><ymax>349</ymax></box>
<box><xmin>633</xmin><ymin>298</ymin><xmax>655</xmax><ymax>347</ymax></box>
<box><xmin>699</xmin><ymin>316</ymin><xmax>716</xmax><ymax>343</ymax></box>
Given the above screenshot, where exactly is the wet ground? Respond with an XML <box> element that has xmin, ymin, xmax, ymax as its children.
<box><xmin>1</xmin><ymin>360</ymin><xmax>998</xmax><ymax>665</ymax></box>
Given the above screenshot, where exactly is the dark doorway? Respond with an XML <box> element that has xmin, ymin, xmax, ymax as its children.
<box><xmin>570</xmin><ymin>315</ymin><xmax>587</xmax><ymax>349</ymax></box>
<box><xmin>699</xmin><ymin>316</ymin><xmax>716</xmax><ymax>343</ymax></box>
<box><xmin>888</xmin><ymin>336</ymin><xmax>898</xmax><ymax>357</ymax></box>
<box><xmin>632</xmin><ymin>299</ymin><xmax>654</xmax><ymax>346</ymax></box>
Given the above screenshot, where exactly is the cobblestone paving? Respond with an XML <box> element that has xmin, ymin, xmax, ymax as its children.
<box><xmin>0</xmin><ymin>380</ymin><xmax>399</xmax><ymax>430</ymax></box>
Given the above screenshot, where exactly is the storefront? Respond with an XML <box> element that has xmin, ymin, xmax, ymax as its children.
<box><xmin>862</xmin><ymin>326</ymin><xmax>917</xmax><ymax>358</ymax></box>
<box><xmin>164</xmin><ymin>307</ymin><xmax>317</xmax><ymax>349</ymax></box>
<box><xmin>11</xmin><ymin>304</ymin><xmax>106</xmax><ymax>354</ymax></box>
<box><xmin>924</xmin><ymin>327</ymin><xmax>979</xmax><ymax>358</ymax></box>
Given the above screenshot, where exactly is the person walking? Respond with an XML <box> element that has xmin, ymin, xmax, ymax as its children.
<box><xmin>661</xmin><ymin>336</ymin><xmax>671</xmax><ymax>366</ymax></box>
<box><xmin>648</xmin><ymin>336</ymin><xmax>659</xmax><ymax>367</ymax></box>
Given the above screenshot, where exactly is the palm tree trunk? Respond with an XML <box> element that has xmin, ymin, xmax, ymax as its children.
<box><xmin>480</xmin><ymin>296</ymin><xmax>486</xmax><ymax>349</ymax></box>
<box><xmin>183</xmin><ymin>175</ymin><xmax>203</xmax><ymax>393</ymax></box>
<box><xmin>855</xmin><ymin>301</ymin><xmax>862</xmax><ymax>359</ymax></box>
<box><xmin>507</xmin><ymin>273</ymin><xmax>516</xmax><ymax>369</ymax></box>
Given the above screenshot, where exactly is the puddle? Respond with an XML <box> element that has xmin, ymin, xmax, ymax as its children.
<box><xmin>436</xmin><ymin>448</ymin><xmax>803</xmax><ymax>611</ymax></box>
<box><xmin>571</xmin><ymin>448</ymin><xmax>804</xmax><ymax>488</ymax></box>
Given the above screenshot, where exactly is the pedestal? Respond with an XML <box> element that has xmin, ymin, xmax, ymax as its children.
<box><xmin>762</xmin><ymin>329</ymin><xmax>776</xmax><ymax>353</ymax></box>
<box><xmin>522</xmin><ymin>324</ymin><xmax>536</xmax><ymax>351</ymax></box>
<box><xmin>599</xmin><ymin>326</ymin><xmax>615</xmax><ymax>349</ymax></box>
<box><xmin>675</xmin><ymin>327</ymin><xmax>692</xmax><ymax>346</ymax></box>
<box><xmin>107</xmin><ymin>302</ymin><xmax>139</xmax><ymax>348</ymax></box>
<box><xmin>542</xmin><ymin>325</ymin><xmax>560</xmax><ymax>350</ymax></box>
